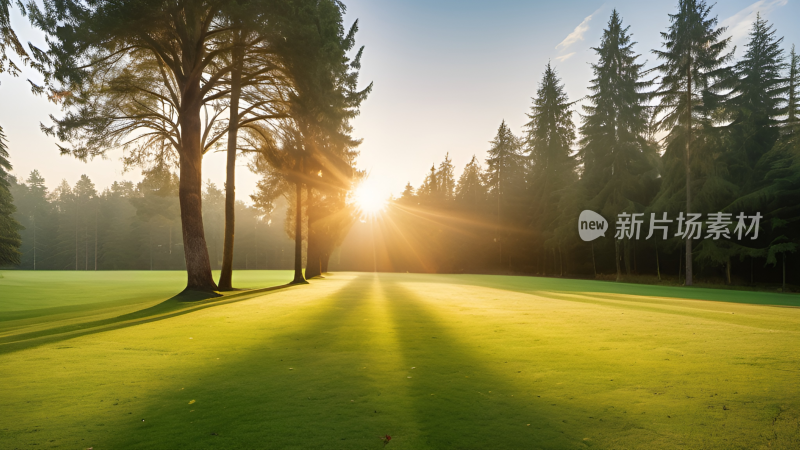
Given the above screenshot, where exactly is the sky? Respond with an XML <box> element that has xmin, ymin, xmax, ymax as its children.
<box><xmin>1</xmin><ymin>0</ymin><xmax>799</xmax><ymax>201</ymax></box>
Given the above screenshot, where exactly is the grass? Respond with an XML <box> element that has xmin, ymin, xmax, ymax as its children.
<box><xmin>1</xmin><ymin>271</ymin><xmax>799</xmax><ymax>449</ymax></box>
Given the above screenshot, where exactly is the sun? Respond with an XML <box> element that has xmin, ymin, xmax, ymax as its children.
<box><xmin>354</xmin><ymin>181</ymin><xmax>387</xmax><ymax>215</ymax></box>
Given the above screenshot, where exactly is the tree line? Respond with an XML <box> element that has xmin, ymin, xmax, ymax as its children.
<box><xmin>390</xmin><ymin>2</ymin><xmax>800</xmax><ymax>289</ymax></box>
<box><xmin>6</xmin><ymin>167</ymin><xmax>295</xmax><ymax>271</ymax></box>
<box><xmin>0</xmin><ymin>0</ymin><xmax>370</xmax><ymax>292</ymax></box>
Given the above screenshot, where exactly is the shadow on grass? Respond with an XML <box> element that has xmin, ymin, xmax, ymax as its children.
<box><xmin>379</xmin><ymin>280</ymin><xmax>576</xmax><ymax>449</ymax></box>
<box><xmin>0</xmin><ymin>284</ymin><xmax>294</xmax><ymax>355</ymax></box>
<box><xmin>413</xmin><ymin>273</ymin><xmax>800</xmax><ymax>307</ymax></box>
<box><xmin>101</xmin><ymin>274</ymin><xmax>389</xmax><ymax>449</ymax></box>
<box><xmin>88</xmin><ymin>274</ymin><xmax>578</xmax><ymax>449</ymax></box>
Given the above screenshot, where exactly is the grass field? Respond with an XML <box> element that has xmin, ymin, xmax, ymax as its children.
<box><xmin>1</xmin><ymin>271</ymin><xmax>799</xmax><ymax>449</ymax></box>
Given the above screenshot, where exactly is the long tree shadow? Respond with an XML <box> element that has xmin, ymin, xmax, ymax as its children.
<box><xmin>379</xmin><ymin>280</ymin><xmax>578</xmax><ymax>449</ymax></box>
<box><xmin>95</xmin><ymin>274</ymin><xmax>411</xmax><ymax>449</ymax></box>
<box><xmin>0</xmin><ymin>284</ymin><xmax>294</xmax><ymax>355</ymax></box>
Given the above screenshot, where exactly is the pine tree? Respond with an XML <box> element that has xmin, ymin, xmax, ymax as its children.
<box><xmin>399</xmin><ymin>182</ymin><xmax>416</xmax><ymax>203</ymax></box>
<box><xmin>579</xmin><ymin>10</ymin><xmax>655</xmax><ymax>280</ymax></box>
<box><xmin>0</xmin><ymin>127</ymin><xmax>21</xmax><ymax>266</ymax></box>
<box><xmin>785</xmin><ymin>45</ymin><xmax>800</xmax><ymax>137</ymax></box>
<box><xmin>525</xmin><ymin>64</ymin><xmax>577</xmax><ymax>273</ymax></box>
<box><xmin>652</xmin><ymin>0</ymin><xmax>732</xmax><ymax>285</ymax></box>
<box><xmin>437</xmin><ymin>153</ymin><xmax>456</xmax><ymax>201</ymax></box>
<box><xmin>697</xmin><ymin>16</ymin><xmax>789</xmax><ymax>282</ymax></box>
<box><xmin>455</xmin><ymin>155</ymin><xmax>487</xmax><ymax>207</ymax></box>
<box><xmin>486</xmin><ymin>120</ymin><xmax>524</xmax><ymax>267</ymax></box>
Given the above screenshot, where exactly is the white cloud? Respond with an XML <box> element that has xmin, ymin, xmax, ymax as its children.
<box><xmin>721</xmin><ymin>0</ymin><xmax>787</xmax><ymax>48</ymax></box>
<box><xmin>556</xmin><ymin>8</ymin><xmax>602</xmax><ymax>51</ymax></box>
<box><xmin>555</xmin><ymin>52</ymin><xmax>577</xmax><ymax>62</ymax></box>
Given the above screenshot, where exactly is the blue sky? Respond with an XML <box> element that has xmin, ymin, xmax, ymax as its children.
<box><xmin>1</xmin><ymin>0</ymin><xmax>799</xmax><ymax>200</ymax></box>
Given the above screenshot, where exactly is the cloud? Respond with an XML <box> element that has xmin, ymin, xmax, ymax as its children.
<box><xmin>554</xmin><ymin>52</ymin><xmax>577</xmax><ymax>62</ymax></box>
<box><xmin>721</xmin><ymin>0</ymin><xmax>787</xmax><ymax>47</ymax></box>
<box><xmin>556</xmin><ymin>8</ymin><xmax>602</xmax><ymax>51</ymax></box>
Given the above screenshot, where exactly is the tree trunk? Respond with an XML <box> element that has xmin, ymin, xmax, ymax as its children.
<box><xmin>292</xmin><ymin>176</ymin><xmax>307</xmax><ymax>284</ymax></box>
<box><xmin>685</xmin><ymin>64</ymin><xmax>694</xmax><ymax>286</ymax></box>
<box><xmin>726</xmin><ymin>256</ymin><xmax>731</xmax><ymax>285</ymax></box>
<box><xmin>321</xmin><ymin>250</ymin><xmax>330</xmax><ymax>273</ymax></box>
<box><xmin>782</xmin><ymin>253</ymin><xmax>786</xmax><ymax>292</ymax></box>
<box><xmin>94</xmin><ymin>208</ymin><xmax>98</xmax><ymax>271</ymax></box>
<box><xmin>615</xmin><ymin>239</ymin><xmax>622</xmax><ymax>281</ymax></box>
<box><xmin>305</xmin><ymin>197</ymin><xmax>322</xmax><ymax>279</ymax></box>
<box><xmin>591</xmin><ymin>242</ymin><xmax>597</xmax><ymax>278</ymax></box>
<box><xmin>178</xmin><ymin>82</ymin><xmax>218</xmax><ymax>292</ymax></box>
<box><xmin>655</xmin><ymin>238</ymin><xmax>661</xmax><ymax>281</ymax></box>
<box><xmin>624</xmin><ymin>238</ymin><xmax>631</xmax><ymax>276</ymax></box>
<box><xmin>218</xmin><ymin>33</ymin><xmax>244</xmax><ymax>291</ymax></box>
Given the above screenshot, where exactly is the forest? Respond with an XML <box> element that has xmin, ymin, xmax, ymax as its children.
<box><xmin>376</xmin><ymin>7</ymin><xmax>800</xmax><ymax>289</ymax></box>
<box><xmin>1</xmin><ymin>0</ymin><xmax>799</xmax><ymax>292</ymax></box>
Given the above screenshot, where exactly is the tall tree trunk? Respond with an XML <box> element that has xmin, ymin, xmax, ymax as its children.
<box><xmin>615</xmin><ymin>239</ymin><xmax>622</xmax><ymax>281</ymax></box>
<box><xmin>655</xmin><ymin>238</ymin><xmax>661</xmax><ymax>281</ymax></box>
<box><xmin>94</xmin><ymin>208</ymin><xmax>98</xmax><ymax>271</ymax></box>
<box><xmin>321</xmin><ymin>250</ymin><xmax>330</xmax><ymax>273</ymax></box>
<box><xmin>782</xmin><ymin>253</ymin><xmax>786</xmax><ymax>292</ymax></box>
<box><xmin>218</xmin><ymin>33</ymin><xmax>244</xmax><ymax>291</ymax></box>
<box><xmin>726</xmin><ymin>256</ymin><xmax>731</xmax><ymax>285</ymax></box>
<box><xmin>178</xmin><ymin>82</ymin><xmax>218</xmax><ymax>292</ymax></box>
<box><xmin>305</xmin><ymin>197</ymin><xmax>322</xmax><ymax>279</ymax></box>
<box><xmin>292</xmin><ymin>173</ymin><xmax>308</xmax><ymax>284</ymax></box>
<box><xmin>591</xmin><ymin>242</ymin><xmax>597</xmax><ymax>278</ymax></box>
<box><xmin>685</xmin><ymin>64</ymin><xmax>694</xmax><ymax>286</ymax></box>
<box><xmin>624</xmin><ymin>238</ymin><xmax>631</xmax><ymax>276</ymax></box>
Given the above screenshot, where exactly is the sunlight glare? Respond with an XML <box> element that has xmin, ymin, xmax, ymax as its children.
<box><xmin>354</xmin><ymin>180</ymin><xmax>387</xmax><ymax>216</ymax></box>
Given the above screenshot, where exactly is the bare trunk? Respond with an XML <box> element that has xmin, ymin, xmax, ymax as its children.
<box><xmin>624</xmin><ymin>238</ymin><xmax>631</xmax><ymax>276</ymax></box>
<box><xmin>655</xmin><ymin>238</ymin><xmax>661</xmax><ymax>281</ymax></box>
<box><xmin>782</xmin><ymin>253</ymin><xmax>786</xmax><ymax>292</ymax></box>
<box><xmin>304</xmin><ymin>198</ymin><xmax>322</xmax><ymax>279</ymax></box>
<box><xmin>591</xmin><ymin>242</ymin><xmax>597</xmax><ymax>278</ymax></box>
<box><xmin>726</xmin><ymin>256</ymin><xmax>731</xmax><ymax>285</ymax></box>
<box><xmin>321</xmin><ymin>251</ymin><xmax>330</xmax><ymax>273</ymax></box>
<box><xmin>615</xmin><ymin>239</ymin><xmax>622</xmax><ymax>281</ymax></box>
<box><xmin>292</xmin><ymin>175</ymin><xmax>307</xmax><ymax>284</ymax></box>
<box><xmin>218</xmin><ymin>34</ymin><xmax>244</xmax><ymax>291</ymax></box>
<box><xmin>94</xmin><ymin>208</ymin><xmax>98</xmax><ymax>271</ymax></box>
<box><xmin>685</xmin><ymin>65</ymin><xmax>694</xmax><ymax>286</ymax></box>
<box><xmin>178</xmin><ymin>81</ymin><xmax>217</xmax><ymax>292</ymax></box>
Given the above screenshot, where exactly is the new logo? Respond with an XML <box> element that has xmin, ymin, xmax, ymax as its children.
<box><xmin>579</xmin><ymin>210</ymin><xmax>608</xmax><ymax>242</ymax></box>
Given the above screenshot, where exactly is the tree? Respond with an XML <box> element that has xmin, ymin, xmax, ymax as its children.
<box><xmin>579</xmin><ymin>10</ymin><xmax>656</xmax><ymax>280</ymax></box>
<box><xmin>485</xmin><ymin>120</ymin><xmax>525</xmax><ymax>267</ymax></box>
<box><xmin>697</xmin><ymin>16</ymin><xmax>788</xmax><ymax>283</ymax></box>
<box><xmin>438</xmin><ymin>153</ymin><xmax>456</xmax><ymax>201</ymax></box>
<box><xmin>652</xmin><ymin>0</ymin><xmax>732</xmax><ymax>286</ymax></box>
<box><xmin>0</xmin><ymin>127</ymin><xmax>21</xmax><ymax>265</ymax></box>
<box><xmin>30</xmin><ymin>0</ymin><xmax>284</xmax><ymax>291</ymax></box>
<box><xmin>525</xmin><ymin>64</ymin><xmax>577</xmax><ymax>274</ymax></box>
<box><xmin>455</xmin><ymin>155</ymin><xmax>487</xmax><ymax>207</ymax></box>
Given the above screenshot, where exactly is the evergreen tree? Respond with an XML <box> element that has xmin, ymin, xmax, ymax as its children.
<box><xmin>652</xmin><ymin>0</ymin><xmax>732</xmax><ymax>285</ymax></box>
<box><xmin>418</xmin><ymin>164</ymin><xmax>440</xmax><ymax>200</ymax></box>
<box><xmin>399</xmin><ymin>182</ymin><xmax>416</xmax><ymax>203</ymax></box>
<box><xmin>437</xmin><ymin>153</ymin><xmax>456</xmax><ymax>201</ymax></box>
<box><xmin>579</xmin><ymin>10</ymin><xmax>656</xmax><ymax>280</ymax></box>
<box><xmin>455</xmin><ymin>155</ymin><xmax>487</xmax><ymax>207</ymax></box>
<box><xmin>697</xmin><ymin>16</ymin><xmax>788</xmax><ymax>282</ymax></box>
<box><xmin>0</xmin><ymin>127</ymin><xmax>21</xmax><ymax>266</ymax></box>
<box><xmin>525</xmin><ymin>64</ymin><xmax>577</xmax><ymax>273</ymax></box>
<box><xmin>485</xmin><ymin>120</ymin><xmax>524</xmax><ymax>267</ymax></box>
<box><xmin>785</xmin><ymin>45</ymin><xmax>800</xmax><ymax>137</ymax></box>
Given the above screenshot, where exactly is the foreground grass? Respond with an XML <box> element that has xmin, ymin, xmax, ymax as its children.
<box><xmin>1</xmin><ymin>272</ymin><xmax>799</xmax><ymax>449</ymax></box>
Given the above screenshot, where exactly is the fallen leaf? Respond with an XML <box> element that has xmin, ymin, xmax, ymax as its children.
<box><xmin>189</xmin><ymin>400</ymin><xmax>195</xmax><ymax>405</ymax></box>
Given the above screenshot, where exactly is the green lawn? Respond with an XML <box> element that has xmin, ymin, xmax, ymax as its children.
<box><xmin>1</xmin><ymin>272</ymin><xmax>799</xmax><ymax>449</ymax></box>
